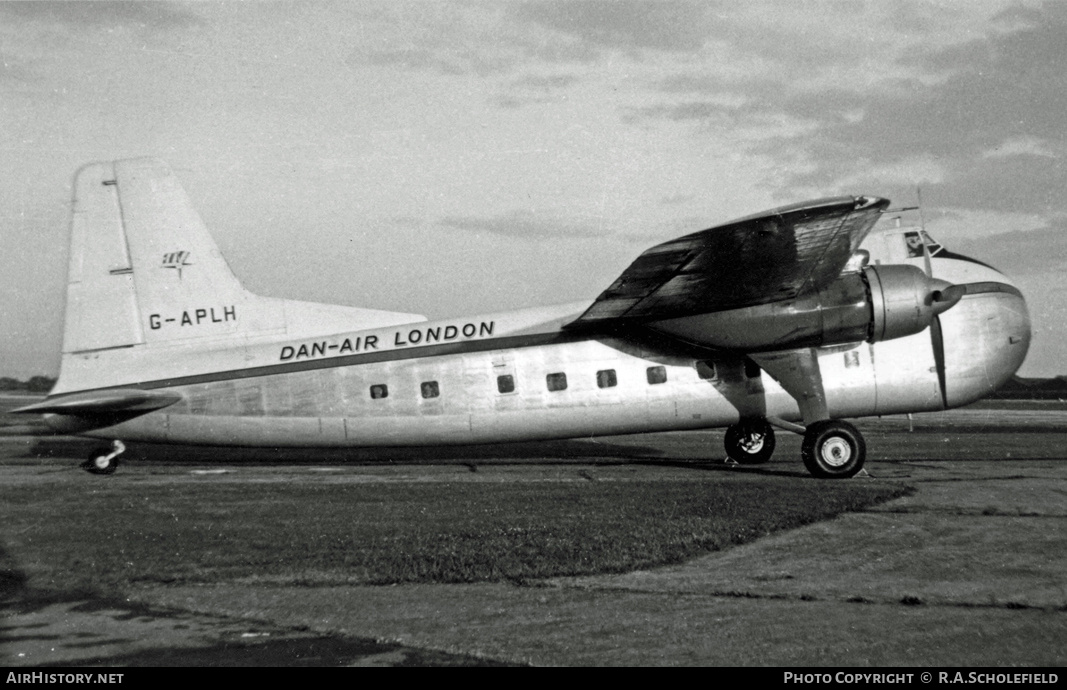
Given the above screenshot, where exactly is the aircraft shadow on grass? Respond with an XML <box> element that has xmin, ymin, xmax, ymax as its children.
<box><xmin>24</xmin><ymin>436</ymin><xmax>678</xmax><ymax>466</ymax></box>
<box><xmin>20</xmin><ymin>436</ymin><xmax>821</xmax><ymax>479</ymax></box>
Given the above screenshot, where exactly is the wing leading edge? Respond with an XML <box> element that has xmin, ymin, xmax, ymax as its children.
<box><xmin>567</xmin><ymin>196</ymin><xmax>889</xmax><ymax>329</ymax></box>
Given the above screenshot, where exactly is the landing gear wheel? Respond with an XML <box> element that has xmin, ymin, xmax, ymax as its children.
<box><xmin>724</xmin><ymin>419</ymin><xmax>776</xmax><ymax>464</ymax></box>
<box><xmin>83</xmin><ymin>448</ymin><xmax>119</xmax><ymax>475</ymax></box>
<box><xmin>801</xmin><ymin>420</ymin><xmax>865</xmax><ymax>479</ymax></box>
<box><xmin>81</xmin><ymin>440</ymin><xmax>125</xmax><ymax>475</ymax></box>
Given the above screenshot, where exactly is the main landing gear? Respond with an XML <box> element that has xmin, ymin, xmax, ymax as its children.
<box><xmin>800</xmin><ymin>420</ymin><xmax>865</xmax><ymax>479</ymax></box>
<box><xmin>724</xmin><ymin>419</ymin><xmax>776</xmax><ymax>465</ymax></box>
<box><xmin>724</xmin><ymin>418</ymin><xmax>866</xmax><ymax>478</ymax></box>
<box><xmin>82</xmin><ymin>440</ymin><xmax>125</xmax><ymax>475</ymax></box>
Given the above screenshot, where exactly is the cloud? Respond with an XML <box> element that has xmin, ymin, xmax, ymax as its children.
<box><xmin>344</xmin><ymin>4</ymin><xmax>526</xmax><ymax>77</ymax></box>
<box><xmin>513</xmin><ymin>0</ymin><xmax>714</xmax><ymax>53</ymax></box>
<box><xmin>951</xmin><ymin>222</ymin><xmax>1067</xmax><ymax>275</ymax></box>
<box><xmin>511</xmin><ymin>74</ymin><xmax>579</xmax><ymax>91</ymax></box>
<box><xmin>700</xmin><ymin>4</ymin><xmax>888</xmax><ymax>69</ymax></box>
<box><xmin>626</xmin><ymin>100</ymin><xmax>737</xmax><ymax>123</ymax></box>
<box><xmin>990</xmin><ymin>4</ymin><xmax>1045</xmax><ymax>31</ymax></box>
<box><xmin>363</xmin><ymin>44</ymin><xmax>519</xmax><ymax>77</ymax></box>
<box><xmin>0</xmin><ymin>1</ymin><xmax>204</xmax><ymax>30</ymax></box>
<box><xmin>0</xmin><ymin>50</ymin><xmax>33</xmax><ymax>83</ymax></box>
<box><xmin>937</xmin><ymin>155</ymin><xmax>1067</xmax><ymax>217</ymax></box>
<box><xmin>365</xmin><ymin>47</ymin><xmax>461</xmax><ymax>73</ymax></box>
<box><xmin>982</xmin><ymin>136</ymin><xmax>1058</xmax><ymax>159</ymax></box>
<box><xmin>490</xmin><ymin>72</ymin><xmax>581</xmax><ymax>108</ymax></box>
<box><xmin>440</xmin><ymin>209</ymin><xmax>603</xmax><ymax>240</ymax></box>
<box><xmin>732</xmin><ymin>4</ymin><xmax>1067</xmax><ymax>216</ymax></box>
<box><xmin>347</xmin><ymin>2</ymin><xmax>638</xmax><ymax>78</ymax></box>
<box><xmin>0</xmin><ymin>0</ymin><xmax>207</xmax><ymax>84</ymax></box>
<box><xmin>603</xmin><ymin>3</ymin><xmax>1066</xmax><ymax>221</ymax></box>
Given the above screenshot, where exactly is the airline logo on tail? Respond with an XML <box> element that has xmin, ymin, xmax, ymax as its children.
<box><xmin>162</xmin><ymin>251</ymin><xmax>193</xmax><ymax>278</ymax></box>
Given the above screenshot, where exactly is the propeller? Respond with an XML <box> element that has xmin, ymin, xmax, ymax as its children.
<box><xmin>881</xmin><ymin>196</ymin><xmax>959</xmax><ymax>409</ymax></box>
<box><xmin>922</xmin><ymin>247</ymin><xmax>964</xmax><ymax>409</ymax></box>
<box><xmin>929</xmin><ymin>310</ymin><xmax>949</xmax><ymax>409</ymax></box>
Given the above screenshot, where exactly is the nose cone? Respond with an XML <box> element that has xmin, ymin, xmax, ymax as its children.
<box><xmin>940</xmin><ymin>284</ymin><xmax>1031</xmax><ymax>408</ymax></box>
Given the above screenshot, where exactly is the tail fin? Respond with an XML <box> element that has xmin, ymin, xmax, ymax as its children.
<box><xmin>64</xmin><ymin>159</ymin><xmax>257</xmax><ymax>353</ymax></box>
<box><xmin>56</xmin><ymin>158</ymin><xmax>423</xmax><ymax>393</ymax></box>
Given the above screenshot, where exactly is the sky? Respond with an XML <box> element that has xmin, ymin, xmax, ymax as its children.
<box><xmin>1</xmin><ymin>0</ymin><xmax>1064</xmax><ymax>379</ymax></box>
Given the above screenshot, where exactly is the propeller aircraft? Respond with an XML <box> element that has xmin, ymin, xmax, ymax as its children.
<box><xmin>15</xmin><ymin>159</ymin><xmax>1031</xmax><ymax>478</ymax></box>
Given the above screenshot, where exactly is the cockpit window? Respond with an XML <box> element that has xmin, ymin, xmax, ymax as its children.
<box><xmin>904</xmin><ymin>229</ymin><xmax>943</xmax><ymax>258</ymax></box>
<box><xmin>920</xmin><ymin>230</ymin><xmax>942</xmax><ymax>255</ymax></box>
<box><xmin>904</xmin><ymin>231</ymin><xmax>924</xmax><ymax>258</ymax></box>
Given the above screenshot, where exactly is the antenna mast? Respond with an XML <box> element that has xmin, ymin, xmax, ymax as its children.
<box><xmin>916</xmin><ymin>186</ymin><xmax>926</xmax><ymax>233</ymax></box>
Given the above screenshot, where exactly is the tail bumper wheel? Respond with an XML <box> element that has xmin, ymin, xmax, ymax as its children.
<box><xmin>724</xmin><ymin>419</ymin><xmax>776</xmax><ymax>464</ymax></box>
<box><xmin>81</xmin><ymin>440</ymin><xmax>125</xmax><ymax>475</ymax></box>
<box><xmin>83</xmin><ymin>448</ymin><xmax>119</xmax><ymax>475</ymax></box>
<box><xmin>801</xmin><ymin>420</ymin><xmax>866</xmax><ymax>478</ymax></box>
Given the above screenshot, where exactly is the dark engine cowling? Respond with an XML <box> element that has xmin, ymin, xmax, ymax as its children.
<box><xmin>648</xmin><ymin>264</ymin><xmax>958</xmax><ymax>351</ymax></box>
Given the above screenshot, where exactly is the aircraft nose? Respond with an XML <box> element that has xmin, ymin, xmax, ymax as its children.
<box><xmin>940</xmin><ymin>285</ymin><xmax>1031</xmax><ymax>408</ymax></box>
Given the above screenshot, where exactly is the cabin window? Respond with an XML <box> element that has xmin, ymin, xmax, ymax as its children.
<box><xmin>497</xmin><ymin>374</ymin><xmax>515</xmax><ymax>394</ymax></box>
<box><xmin>696</xmin><ymin>361</ymin><xmax>717</xmax><ymax>380</ymax></box>
<box><xmin>546</xmin><ymin>372</ymin><xmax>568</xmax><ymax>392</ymax></box>
<box><xmin>370</xmin><ymin>384</ymin><xmax>389</xmax><ymax>399</ymax></box>
<box><xmin>596</xmin><ymin>369</ymin><xmax>617</xmax><ymax>388</ymax></box>
<box><xmin>744</xmin><ymin>359</ymin><xmax>761</xmax><ymax>379</ymax></box>
<box><xmin>646</xmin><ymin>366</ymin><xmax>667</xmax><ymax>385</ymax></box>
<box><xmin>421</xmin><ymin>381</ymin><xmax>440</xmax><ymax>399</ymax></box>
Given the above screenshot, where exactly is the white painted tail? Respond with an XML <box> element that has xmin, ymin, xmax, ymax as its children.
<box><xmin>56</xmin><ymin>158</ymin><xmax>423</xmax><ymax>393</ymax></box>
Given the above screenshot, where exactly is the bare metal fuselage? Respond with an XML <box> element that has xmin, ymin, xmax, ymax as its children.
<box><xmin>48</xmin><ymin>278</ymin><xmax>1028</xmax><ymax>448</ymax></box>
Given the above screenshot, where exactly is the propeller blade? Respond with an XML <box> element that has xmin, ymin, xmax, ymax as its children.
<box><xmin>930</xmin><ymin>315</ymin><xmax>948</xmax><ymax>409</ymax></box>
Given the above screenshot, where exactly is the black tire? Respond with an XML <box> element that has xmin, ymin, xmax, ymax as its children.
<box><xmin>82</xmin><ymin>447</ymin><xmax>119</xmax><ymax>475</ymax></box>
<box><xmin>801</xmin><ymin>420</ymin><xmax>865</xmax><ymax>478</ymax></box>
<box><xmin>724</xmin><ymin>419</ymin><xmax>776</xmax><ymax>464</ymax></box>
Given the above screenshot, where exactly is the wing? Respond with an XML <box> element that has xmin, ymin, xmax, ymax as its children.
<box><xmin>566</xmin><ymin>196</ymin><xmax>889</xmax><ymax>328</ymax></box>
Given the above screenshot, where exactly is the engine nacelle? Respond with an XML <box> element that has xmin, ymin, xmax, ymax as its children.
<box><xmin>864</xmin><ymin>264</ymin><xmax>955</xmax><ymax>342</ymax></box>
<box><xmin>648</xmin><ymin>264</ymin><xmax>956</xmax><ymax>351</ymax></box>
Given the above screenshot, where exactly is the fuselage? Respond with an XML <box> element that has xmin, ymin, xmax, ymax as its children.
<box><xmin>45</xmin><ymin>242</ymin><xmax>1030</xmax><ymax>447</ymax></box>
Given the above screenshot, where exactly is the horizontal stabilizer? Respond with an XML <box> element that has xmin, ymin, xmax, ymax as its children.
<box><xmin>12</xmin><ymin>389</ymin><xmax>182</xmax><ymax>415</ymax></box>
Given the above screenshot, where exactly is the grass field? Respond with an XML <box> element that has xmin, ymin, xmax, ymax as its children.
<box><xmin>0</xmin><ymin>467</ymin><xmax>909</xmax><ymax>599</ymax></box>
<box><xmin>0</xmin><ymin>395</ymin><xmax>915</xmax><ymax>602</ymax></box>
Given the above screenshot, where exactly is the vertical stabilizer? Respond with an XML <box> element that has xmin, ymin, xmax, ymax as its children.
<box><xmin>54</xmin><ymin>158</ymin><xmax>424</xmax><ymax>394</ymax></box>
<box><xmin>63</xmin><ymin>158</ymin><xmax>264</xmax><ymax>354</ymax></box>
